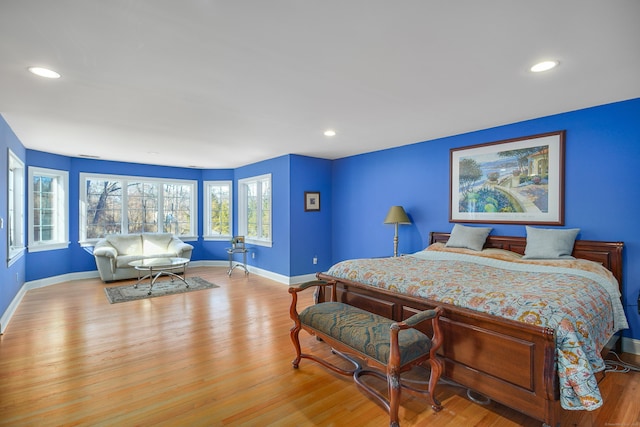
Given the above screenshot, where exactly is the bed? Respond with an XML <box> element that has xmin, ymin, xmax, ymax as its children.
<box><xmin>316</xmin><ymin>231</ymin><xmax>627</xmax><ymax>427</ymax></box>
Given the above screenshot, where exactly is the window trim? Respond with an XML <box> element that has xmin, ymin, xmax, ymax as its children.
<box><xmin>28</xmin><ymin>166</ymin><xmax>70</xmax><ymax>252</ymax></box>
<box><xmin>79</xmin><ymin>172</ymin><xmax>198</xmax><ymax>245</ymax></box>
<box><xmin>7</xmin><ymin>149</ymin><xmax>25</xmax><ymax>266</ymax></box>
<box><xmin>238</xmin><ymin>173</ymin><xmax>272</xmax><ymax>247</ymax></box>
<box><xmin>203</xmin><ymin>180</ymin><xmax>233</xmax><ymax>241</ymax></box>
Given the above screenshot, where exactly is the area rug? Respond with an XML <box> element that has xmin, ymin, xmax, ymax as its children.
<box><xmin>104</xmin><ymin>277</ymin><xmax>219</xmax><ymax>304</ymax></box>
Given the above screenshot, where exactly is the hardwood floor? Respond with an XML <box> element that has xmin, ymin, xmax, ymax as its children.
<box><xmin>1</xmin><ymin>266</ymin><xmax>639</xmax><ymax>426</ymax></box>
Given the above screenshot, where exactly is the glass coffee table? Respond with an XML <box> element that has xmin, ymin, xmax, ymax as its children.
<box><xmin>129</xmin><ymin>257</ymin><xmax>190</xmax><ymax>295</ymax></box>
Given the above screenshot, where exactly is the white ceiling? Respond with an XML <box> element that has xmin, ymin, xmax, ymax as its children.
<box><xmin>1</xmin><ymin>1</ymin><xmax>639</xmax><ymax>169</ymax></box>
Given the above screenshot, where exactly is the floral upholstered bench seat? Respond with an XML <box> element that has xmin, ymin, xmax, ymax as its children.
<box><xmin>288</xmin><ymin>280</ymin><xmax>444</xmax><ymax>427</ymax></box>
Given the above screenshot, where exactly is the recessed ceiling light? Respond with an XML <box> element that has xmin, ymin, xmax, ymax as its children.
<box><xmin>28</xmin><ymin>66</ymin><xmax>61</xmax><ymax>79</ymax></box>
<box><xmin>324</xmin><ymin>129</ymin><xmax>336</xmax><ymax>137</ymax></box>
<box><xmin>530</xmin><ymin>60</ymin><xmax>559</xmax><ymax>73</ymax></box>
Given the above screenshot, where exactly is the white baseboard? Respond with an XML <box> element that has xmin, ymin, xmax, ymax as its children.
<box><xmin>190</xmin><ymin>260</ymin><xmax>321</xmax><ymax>285</ymax></box>
<box><xmin>247</xmin><ymin>266</ymin><xmax>318</xmax><ymax>285</ymax></box>
<box><xmin>0</xmin><ymin>286</ymin><xmax>26</xmax><ymax>335</ymax></box>
<box><xmin>622</xmin><ymin>337</ymin><xmax>640</xmax><ymax>355</ymax></box>
<box><xmin>1</xmin><ymin>270</ymin><xmax>100</xmax><ymax>334</ymax></box>
<box><xmin>25</xmin><ymin>270</ymin><xmax>101</xmax><ymax>291</ymax></box>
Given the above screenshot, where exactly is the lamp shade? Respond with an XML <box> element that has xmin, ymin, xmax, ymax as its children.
<box><xmin>383</xmin><ymin>206</ymin><xmax>411</xmax><ymax>224</ymax></box>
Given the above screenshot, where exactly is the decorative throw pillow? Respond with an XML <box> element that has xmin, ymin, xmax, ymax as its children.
<box><xmin>445</xmin><ymin>224</ymin><xmax>492</xmax><ymax>251</ymax></box>
<box><xmin>523</xmin><ymin>226</ymin><xmax>580</xmax><ymax>259</ymax></box>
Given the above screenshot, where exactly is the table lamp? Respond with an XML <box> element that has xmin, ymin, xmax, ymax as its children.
<box><xmin>383</xmin><ymin>205</ymin><xmax>411</xmax><ymax>257</ymax></box>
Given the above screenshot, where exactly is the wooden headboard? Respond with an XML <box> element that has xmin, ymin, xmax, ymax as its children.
<box><xmin>429</xmin><ymin>232</ymin><xmax>624</xmax><ymax>287</ymax></box>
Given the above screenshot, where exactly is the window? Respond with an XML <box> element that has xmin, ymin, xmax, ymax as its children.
<box><xmin>7</xmin><ymin>150</ymin><xmax>25</xmax><ymax>265</ymax></box>
<box><xmin>162</xmin><ymin>183</ymin><xmax>194</xmax><ymax>236</ymax></box>
<box><xmin>28</xmin><ymin>167</ymin><xmax>69</xmax><ymax>252</ymax></box>
<box><xmin>238</xmin><ymin>174</ymin><xmax>271</xmax><ymax>246</ymax></box>
<box><xmin>204</xmin><ymin>181</ymin><xmax>232</xmax><ymax>240</ymax></box>
<box><xmin>80</xmin><ymin>173</ymin><xmax>197</xmax><ymax>243</ymax></box>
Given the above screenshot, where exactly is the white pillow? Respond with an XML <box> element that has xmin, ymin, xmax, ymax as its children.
<box><xmin>523</xmin><ymin>226</ymin><xmax>580</xmax><ymax>259</ymax></box>
<box><xmin>445</xmin><ymin>224</ymin><xmax>492</xmax><ymax>251</ymax></box>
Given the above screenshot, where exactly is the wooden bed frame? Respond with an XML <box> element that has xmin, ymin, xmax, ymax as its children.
<box><xmin>316</xmin><ymin>232</ymin><xmax>624</xmax><ymax>427</ymax></box>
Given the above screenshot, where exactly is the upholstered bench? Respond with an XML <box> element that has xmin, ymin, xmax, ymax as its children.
<box><xmin>288</xmin><ymin>280</ymin><xmax>444</xmax><ymax>427</ymax></box>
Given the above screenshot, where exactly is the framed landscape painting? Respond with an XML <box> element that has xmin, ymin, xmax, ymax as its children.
<box><xmin>450</xmin><ymin>131</ymin><xmax>565</xmax><ymax>225</ymax></box>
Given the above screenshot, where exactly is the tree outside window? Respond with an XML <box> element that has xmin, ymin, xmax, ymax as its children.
<box><xmin>238</xmin><ymin>174</ymin><xmax>271</xmax><ymax>246</ymax></box>
<box><xmin>204</xmin><ymin>181</ymin><xmax>232</xmax><ymax>239</ymax></box>
<box><xmin>81</xmin><ymin>174</ymin><xmax>196</xmax><ymax>242</ymax></box>
<box><xmin>28</xmin><ymin>167</ymin><xmax>69</xmax><ymax>252</ymax></box>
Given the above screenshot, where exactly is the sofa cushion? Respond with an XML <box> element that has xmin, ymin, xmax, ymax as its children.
<box><xmin>117</xmin><ymin>253</ymin><xmax>177</xmax><ymax>268</ymax></box>
<box><xmin>143</xmin><ymin>233</ymin><xmax>174</xmax><ymax>255</ymax></box>
<box><xmin>117</xmin><ymin>255</ymin><xmax>145</xmax><ymax>268</ymax></box>
<box><xmin>106</xmin><ymin>234</ymin><xmax>142</xmax><ymax>255</ymax></box>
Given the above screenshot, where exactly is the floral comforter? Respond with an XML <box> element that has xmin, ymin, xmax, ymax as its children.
<box><xmin>325</xmin><ymin>244</ymin><xmax>629</xmax><ymax>411</ymax></box>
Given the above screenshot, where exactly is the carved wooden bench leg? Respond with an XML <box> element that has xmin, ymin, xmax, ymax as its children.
<box><xmin>388</xmin><ymin>363</ymin><xmax>401</xmax><ymax>427</ymax></box>
<box><xmin>427</xmin><ymin>354</ymin><xmax>444</xmax><ymax>410</ymax></box>
<box><xmin>290</xmin><ymin>317</ymin><xmax>303</xmax><ymax>369</ymax></box>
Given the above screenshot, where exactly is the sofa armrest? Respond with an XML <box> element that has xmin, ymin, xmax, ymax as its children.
<box><xmin>93</xmin><ymin>241</ymin><xmax>118</xmax><ymax>278</ymax></box>
<box><xmin>93</xmin><ymin>245</ymin><xmax>117</xmax><ymax>259</ymax></box>
<box><xmin>168</xmin><ymin>238</ymin><xmax>193</xmax><ymax>258</ymax></box>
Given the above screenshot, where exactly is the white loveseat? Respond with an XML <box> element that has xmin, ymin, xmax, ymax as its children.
<box><xmin>93</xmin><ymin>233</ymin><xmax>194</xmax><ymax>282</ymax></box>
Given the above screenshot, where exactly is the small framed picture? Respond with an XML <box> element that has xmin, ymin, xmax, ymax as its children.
<box><xmin>304</xmin><ymin>191</ymin><xmax>320</xmax><ymax>212</ymax></box>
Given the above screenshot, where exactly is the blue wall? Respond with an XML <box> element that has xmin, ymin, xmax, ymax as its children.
<box><xmin>234</xmin><ymin>155</ymin><xmax>292</xmax><ymax>275</ymax></box>
<box><xmin>1</xmin><ymin>98</ymin><xmax>639</xmax><ymax>340</ymax></box>
<box><xmin>332</xmin><ymin>98</ymin><xmax>640</xmax><ymax>340</ymax></box>
<box><xmin>290</xmin><ymin>155</ymin><xmax>333</xmax><ymax>275</ymax></box>
<box><xmin>199</xmin><ymin>168</ymin><xmax>235</xmax><ymax>262</ymax></box>
<box><xmin>0</xmin><ymin>119</ymin><xmax>27</xmax><ymax>317</ymax></box>
<box><xmin>25</xmin><ymin>151</ymin><xmax>73</xmax><ymax>280</ymax></box>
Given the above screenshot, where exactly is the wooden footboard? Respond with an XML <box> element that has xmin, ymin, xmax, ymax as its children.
<box><xmin>315</xmin><ymin>273</ymin><xmax>560</xmax><ymax>426</ymax></box>
<box><xmin>316</xmin><ymin>233</ymin><xmax>624</xmax><ymax>427</ymax></box>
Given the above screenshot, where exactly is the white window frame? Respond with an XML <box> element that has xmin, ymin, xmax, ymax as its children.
<box><xmin>7</xmin><ymin>149</ymin><xmax>25</xmax><ymax>266</ymax></box>
<box><xmin>79</xmin><ymin>173</ymin><xmax>198</xmax><ymax>244</ymax></box>
<box><xmin>203</xmin><ymin>180</ymin><xmax>233</xmax><ymax>241</ymax></box>
<box><xmin>28</xmin><ymin>167</ymin><xmax>69</xmax><ymax>252</ymax></box>
<box><xmin>238</xmin><ymin>173</ymin><xmax>272</xmax><ymax>247</ymax></box>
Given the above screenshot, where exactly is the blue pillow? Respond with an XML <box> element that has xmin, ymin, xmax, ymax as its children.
<box><xmin>523</xmin><ymin>226</ymin><xmax>580</xmax><ymax>259</ymax></box>
<box><xmin>445</xmin><ymin>224</ymin><xmax>492</xmax><ymax>251</ymax></box>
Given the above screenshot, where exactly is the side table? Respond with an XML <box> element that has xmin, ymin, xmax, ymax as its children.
<box><xmin>226</xmin><ymin>247</ymin><xmax>249</xmax><ymax>276</ymax></box>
